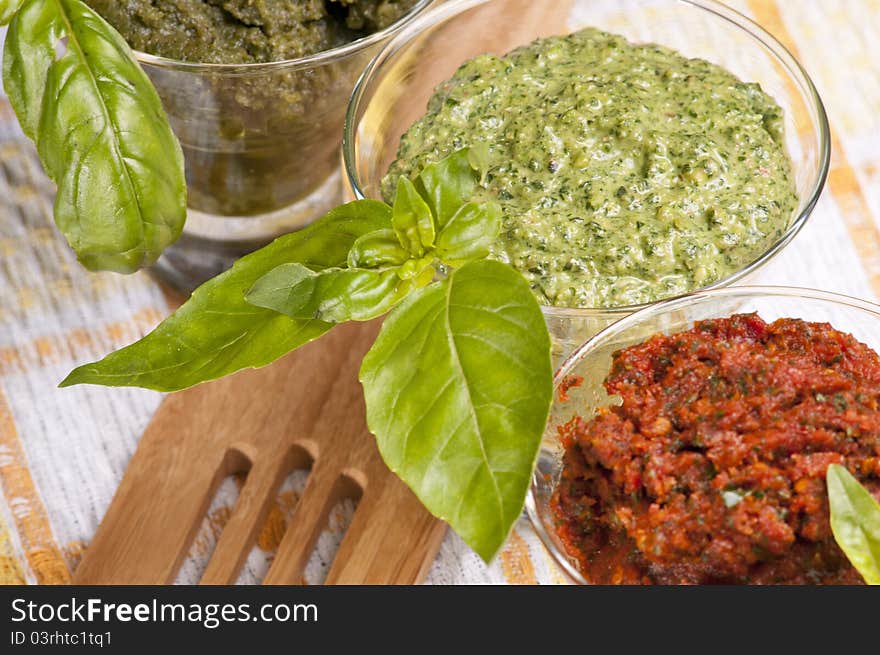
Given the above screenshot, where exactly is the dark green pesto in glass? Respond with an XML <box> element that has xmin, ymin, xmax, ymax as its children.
<box><xmin>384</xmin><ymin>29</ymin><xmax>798</xmax><ymax>309</ymax></box>
<box><xmin>85</xmin><ymin>0</ymin><xmax>418</xmax><ymax>218</ymax></box>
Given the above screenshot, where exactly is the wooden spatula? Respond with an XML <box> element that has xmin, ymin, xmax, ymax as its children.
<box><xmin>73</xmin><ymin>320</ymin><xmax>447</xmax><ymax>585</ymax></box>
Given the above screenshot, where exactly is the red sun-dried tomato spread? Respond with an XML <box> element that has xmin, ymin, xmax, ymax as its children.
<box><xmin>552</xmin><ymin>313</ymin><xmax>880</xmax><ymax>584</ymax></box>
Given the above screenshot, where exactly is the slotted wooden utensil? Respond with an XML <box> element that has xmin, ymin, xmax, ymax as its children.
<box><xmin>73</xmin><ymin>320</ymin><xmax>447</xmax><ymax>585</ymax></box>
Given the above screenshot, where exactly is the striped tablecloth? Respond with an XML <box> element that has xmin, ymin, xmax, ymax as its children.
<box><xmin>1</xmin><ymin>0</ymin><xmax>878</xmax><ymax>585</ymax></box>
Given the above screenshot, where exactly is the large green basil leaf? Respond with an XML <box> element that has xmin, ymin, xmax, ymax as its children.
<box><xmin>414</xmin><ymin>148</ymin><xmax>478</xmax><ymax>230</ymax></box>
<box><xmin>347</xmin><ymin>229</ymin><xmax>409</xmax><ymax>268</ymax></box>
<box><xmin>247</xmin><ymin>264</ymin><xmax>413</xmax><ymax>323</ymax></box>
<box><xmin>3</xmin><ymin>0</ymin><xmax>186</xmax><ymax>272</ymax></box>
<box><xmin>435</xmin><ymin>201</ymin><xmax>502</xmax><ymax>267</ymax></box>
<box><xmin>60</xmin><ymin>201</ymin><xmax>391</xmax><ymax>391</ymax></box>
<box><xmin>392</xmin><ymin>176</ymin><xmax>435</xmax><ymax>257</ymax></box>
<box><xmin>0</xmin><ymin>0</ymin><xmax>26</xmax><ymax>25</ymax></box>
<box><xmin>827</xmin><ymin>464</ymin><xmax>880</xmax><ymax>584</ymax></box>
<box><xmin>360</xmin><ymin>260</ymin><xmax>553</xmax><ymax>562</ymax></box>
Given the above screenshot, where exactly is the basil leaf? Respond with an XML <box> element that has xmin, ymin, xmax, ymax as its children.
<box><xmin>347</xmin><ymin>229</ymin><xmax>409</xmax><ymax>269</ymax></box>
<box><xmin>392</xmin><ymin>176</ymin><xmax>435</xmax><ymax>257</ymax></box>
<box><xmin>414</xmin><ymin>148</ymin><xmax>478</xmax><ymax>229</ymax></box>
<box><xmin>60</xmin><ymin>201</ymin><xmax>391</xmax><ymax>392</ymax></box>
<box><xmin>360</xmin><ymin>260</ymin><xmax>553</xmax><ymax>562</ymax></box>
<box><xmin>435</xmin><ymin>201</ymin><xmax>502</xmax><ymax>267</ymax></box>
<box><xmin>827</xmin><ymin>464</ymin><xmax>880</xmax><ymax>584</ymax></box>
<box><xmin>247</xmin><ymin>264</ymin><xmax>413</xmax><ymax>323</ymax></box>
<box><xmin>0</xmin><ymin>0</ymin><xmax>25</xmax><ymax>26</ymax></box>
<box><xmin>3</xmin><ymin>0</ymin><xmax>187</xmax><ymax>273</ymax></box>
<box><xmin>467</xmin><ymin>142</ymin><xmax>491</xmax><ymax>185</ymax></box>
<box><xmin>398</xmin><ymin>256</ymin><xmax>435</xmax><ymax>284</ymax></box>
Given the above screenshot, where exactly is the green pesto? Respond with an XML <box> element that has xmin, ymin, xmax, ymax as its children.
<box><xmin>384</xmin><ymin>29</ymin><xmax>799</xmax><ymax>309</ymax></box>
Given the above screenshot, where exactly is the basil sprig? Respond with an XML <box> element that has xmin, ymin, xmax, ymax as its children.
<box><xmin>246</xmin><ymin>157</ymin><xmax>502</xmax><ymax>319</ymax></box>
<box><xmin>63</xmin><ymin>149</ymin><xmax>554</xmax><ymax>562</ymax></box>
<box><xmin>1</xmin><ymin>0</ymin><xmax>186</xmax><ymax>272</ymax></box>
<box><xmin>827</xmin><ymin>464</ymin><xmax>880</xmax><ymax>584</ymax></box>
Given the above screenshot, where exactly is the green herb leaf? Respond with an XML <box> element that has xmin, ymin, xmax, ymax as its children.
<box><xmin>827</xmin><ymin>464</ymin><xmax>880</xmax><ymax>584</ymax></box>
<box><xmin>393</xmin><ymin>176</ymin><xmax>435</xmax><ymax>257</ymax></box>
<box><xmin>247</xmin><ymin>264</ymin><xmax>415</xmax><ymax>323</ymax></box>
<box><xmin>360</xmin><ymin>259</ymin><xmax>553</xmax><ymax>562</ymax></box>
<box><xmin>467</xmin><ymin>142</ymin><xmax>491</xmax><ymax>185</ymax></box>
<box><xmin>347</xmin><ymin>229</ymin><xmax>409</xmax><ymax>269</ymax></box>
<box><xmin>0</xmin><ymin>0</ymin><xmax>25</xmax><ymax>26</ymax></box>
<box><xmin>2</xmin><ymin>0</ymin><xmax>186</xmax><ymax>272</ymax></box>
<box><xmin>414</xmin><ymin>148</ymin><xmax>478</xmax><ymax>230</ymax></box>
<box><xmin>435</xmin><ymin>201</ymin><xmax>502</xmax><ymax>267</ymax></box>
<box><xmin>60</xmin><ymin>201</ymin><xmax>391</xmax><ymax>391</ymax></box>
<box><xmin>397</xmin><ymin>256</ymin><xmax>435</xmax><ymax>285</ymax></box>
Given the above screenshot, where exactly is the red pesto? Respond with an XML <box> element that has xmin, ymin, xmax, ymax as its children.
<box><xmin>558</xmin><ymin>375</ymin><xmax>584</xmax><ymax>403</ymax></box>
<box><xmin>552</xmin><ymin>313</ymin><xmax>880</xmax><ymax>584</ymax></box>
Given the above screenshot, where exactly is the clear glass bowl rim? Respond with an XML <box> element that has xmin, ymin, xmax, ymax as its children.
<box><xmin>129</xmin><ymin>0</ymin><xmax>434</xmax><ymax>74</ymax></box>
<box><xmin>526</xmin><ymin>284</ymin><xmax>880</xmax><ymax>585</ymax></box>
<box><xmin>342</xmin><ymin>0</ymin><xmax>832</xmax><ymax>320</ymax></box>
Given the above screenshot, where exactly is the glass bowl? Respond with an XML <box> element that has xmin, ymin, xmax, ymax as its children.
<box><xmin>134</xmin><ymin>0</ymin><xmax>434</xmax><ymax>292</ymax></box>
<box><xmin>343</xmin><ymin>0</ymin><xmax>831</xmax><ymax>363</ymax></box>
<box><xmin>526</xmin><ymin>286</ymin><xmax>880</xmax><ymax>584</ymax></box>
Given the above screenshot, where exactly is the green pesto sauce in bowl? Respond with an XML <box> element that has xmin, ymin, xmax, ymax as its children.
<box><xmin>383</xmin><ymin>28</ymin><xmax>799</xmax><ymax>309</ymax></box>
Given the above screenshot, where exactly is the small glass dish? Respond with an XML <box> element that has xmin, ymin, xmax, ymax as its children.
<box><xmin>343</xmin><ymin>0</ymin><xmax>831</xmax><ymax>363</ymax></box>
<box><xmin>135</xmin><ymin>0</ymin><xmax>434</xmax><ymax>292</ymax></box>
<box><xmin>525</xmin><ymin>286</ymin><xmax>880</xmax><ymax>584</ymax></box>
